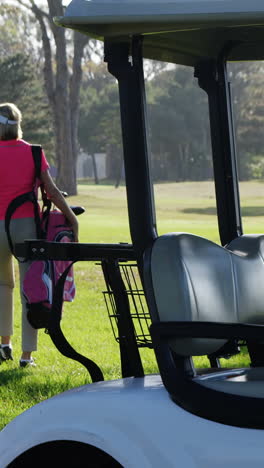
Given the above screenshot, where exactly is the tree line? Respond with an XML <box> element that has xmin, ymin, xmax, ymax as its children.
<box><xmin>58</xmin><ymin>58</ymin><xmax>264</xmax><ymax>184</ymax></box>
<box><xmin>2</xmin><ymin>3</ymin><xmax>264</xmax><ymax>191</ymax></box>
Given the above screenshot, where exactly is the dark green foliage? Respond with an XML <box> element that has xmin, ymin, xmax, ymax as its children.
<box><xmin>78</xmin><ymin>60</ymin><xmax>264</xmax><ymax>183</ymax></box>
<box><xmin>0</xmin><ymin>5</ymin><xmax>33</xmax><ymax>60</ymax></box>
<box><xmin>230</xmin><ymin>62</ymin><xmax>264</xmax><ymax>180</ymax></box>
<box><xmin>79</xmin><ymin>63</ymin><xmax>123</xmax><ymax>183</ymax></box>
<box><xmin>0</xmin><ymin>53</ymin><xmax>55</xmax><ymax>162</ymax></box>
<box><xmin>147</xmin><ymin>65</ymin><xmax>212</xmax><ymax>182</ymax></box>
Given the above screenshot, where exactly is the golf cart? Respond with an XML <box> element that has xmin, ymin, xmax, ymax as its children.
<box><xmin>1</xmin><ymin>0</ymin><xmax>264</xmax><ymax>466</ymax></box>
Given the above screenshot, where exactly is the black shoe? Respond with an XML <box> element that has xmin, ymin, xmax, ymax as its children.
<box><xmin>0</xmin><ymin>345</ymin><xmax>13</xmax><ymax>361</ymax></box>
<box><xmin>19</xmin><ymin>358</ymin><xmax>36</xmax><ymax>368</ymax></box>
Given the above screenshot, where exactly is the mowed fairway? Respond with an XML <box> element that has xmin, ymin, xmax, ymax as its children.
<box><xmin>0</xmin><ymin>180</ymin><xmax>263</xmax><ymax>429</ymax></box>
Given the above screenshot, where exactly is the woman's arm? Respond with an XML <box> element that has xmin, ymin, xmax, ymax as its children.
<box><xmin>40</xmin><ymin>170</ymin><xmax>79</xmax><ymax>242</ymax></box>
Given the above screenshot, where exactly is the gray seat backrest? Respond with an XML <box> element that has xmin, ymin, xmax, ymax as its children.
<box><xmin>150</xmin><ymin>233</ymin><xmax>264</xmax><ymax>356</ymax></box>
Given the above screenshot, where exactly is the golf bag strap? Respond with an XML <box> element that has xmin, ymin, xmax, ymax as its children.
<box><xmin>5</xmin><ymin>145</ymin><xmax>43</xmax><ymax>256</ymax></box>
<box><xmin>31</xmin><ymin>145</ymin><xmax>42</xmax><ymax>179</ymax></box>
<box><xmin>48</xmin><ymin>262</ymin><xmax>104</xmax><ymax>383</ymax></box>
<box><xmin>32</xmin><ymin>145</ymin><xmax>52</xmax><ymax>224</ymax></box>
<box><xmin>5</xmin><ymin>190</ymin><xmax>40</xmax><ymax>257</ymax></box>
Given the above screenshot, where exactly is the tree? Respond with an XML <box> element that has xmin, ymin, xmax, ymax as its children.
<box><xmin>78</xmin><ymin>61</ymin><xmax>123</xmax><ymax>185</ymax></box>
<box><xmin>229</xmin><ymin>62</ymin><xmax>264</xmax><ymax>179</ymax></box>
<box><xmin>11</xmin><ymin>0</ymin><xmax>89</xmax><ymax>194</ymax></box>
<box><xmin>147</xmin><ymin>65</ymin><xmax>212</xmax><ymax>181</ymax></box>
<box><xmin>0</xmin><ymin>4</ymin><xmax>34</xmax><ymax>59</ymax></box>
<box><xmin>0</xmin><ymin>53</ymin><xmax>53</xmax><ymax>156</ymax></box>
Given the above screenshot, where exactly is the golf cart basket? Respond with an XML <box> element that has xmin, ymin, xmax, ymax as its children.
<box><xmin>102</xmin><ymin>261</ymin><xmax>152</xmax><ymax>348</ymax></box>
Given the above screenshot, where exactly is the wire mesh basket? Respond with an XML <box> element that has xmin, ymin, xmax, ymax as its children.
<box><xmin>103</xmin><ymin>262</ymin><xmax>152</xmax><ymax>348</ymax></box>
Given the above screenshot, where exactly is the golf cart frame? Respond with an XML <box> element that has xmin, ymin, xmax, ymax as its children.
<box><xmin>4</xmin><ymin>0</ymin><xmax>264</xmax><ymax>465</ymax></box>
<box><xmin>15</xmin><ymin>0</ymin><xmax>264</xmax><ymax>426</ymax></box>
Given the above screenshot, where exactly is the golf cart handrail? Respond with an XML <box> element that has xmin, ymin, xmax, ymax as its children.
<box><xmin>14</xmin><ymin>240</ymin><xmax>135</xmax><ymax>261</ymax></box>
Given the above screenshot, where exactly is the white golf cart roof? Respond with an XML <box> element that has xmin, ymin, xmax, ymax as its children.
<box><xmin>56</xmin><ymin>0</ymin><xmax>264</xmax><ymax>65</ymax></box>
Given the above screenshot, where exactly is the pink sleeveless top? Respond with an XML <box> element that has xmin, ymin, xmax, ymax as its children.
<box><xmin>0</xmin><ymin>139</ymin><xmax>49</xmax><ymax>220</ymax></box>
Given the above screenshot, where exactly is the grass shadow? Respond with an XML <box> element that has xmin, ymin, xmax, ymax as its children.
<box><xmin>0</xmin><ymin>367</ymin><xmax>27</xmax><ymax>386</ymax></box>
<box><xmin>182</xmin><ymin>206</ymin><xmax>264</xmax><ymax>217</ymax></box>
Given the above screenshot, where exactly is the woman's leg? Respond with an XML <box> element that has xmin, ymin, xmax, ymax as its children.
<box><xmin>10</xmin><ymin>218</ymin><xmax>38</xmax><ymax>362</ymax></box>
<box><xmin>19</xmin><ymin>260</ymin><xmax>38</xmax><ymax>360</ymax></box>
<box><xmin>0</xmin><ymin>220</ymin><xmax>15</xmax><ymax>347</ymax></box>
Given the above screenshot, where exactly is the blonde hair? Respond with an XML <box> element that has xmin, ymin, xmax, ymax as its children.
<box><xmin>0</xmin><ymin>103</ymin><xmax>23</xmax><ymax>140</ymax></box>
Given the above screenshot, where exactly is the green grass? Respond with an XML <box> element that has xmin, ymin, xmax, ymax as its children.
<box><xmin>0</xmin><ymin>180</ymin><xmax>263</xmax><ymax>429</ymax></box>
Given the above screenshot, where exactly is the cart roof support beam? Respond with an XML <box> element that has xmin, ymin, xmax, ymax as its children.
<box><xmin>105</xmin><ymin>37</ymin><xmax>157</xmax><ymax>262</ymax></box>
<box><xmin>195</xmin><ymin>55</ymin><xmax>242</xmax><ymax>246</ymax></box>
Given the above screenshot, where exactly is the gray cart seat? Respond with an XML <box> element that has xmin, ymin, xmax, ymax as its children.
<box><xmin>148</xmin><ymin>233</ymin><xmax>264</xmax><ymax>426</ymax></box>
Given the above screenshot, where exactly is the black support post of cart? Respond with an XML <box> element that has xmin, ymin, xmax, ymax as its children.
<box><xmin>195</xmin><ymin>56</ymin><xmax>242</xmax><ymax>246</ymax></box>
<box><xmin>101</xmin><ymin>259</ymin><xmax>144</xmax><ymax>378</ymax></box>
<box><xmin>105</xmin><ymin>37</ymin><xmax>157</xmax><ymax>266</ymax></box>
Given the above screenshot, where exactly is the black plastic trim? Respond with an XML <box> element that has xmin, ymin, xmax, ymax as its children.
<box><xmin>150</xmin><ymin>321</ymin><xmax>264</xmax><ymax>428</ymax></box>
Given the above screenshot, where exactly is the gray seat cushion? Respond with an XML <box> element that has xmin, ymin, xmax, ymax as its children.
<box><xmin>150</xmin><ymin>233</ymin><xmax>264</xmax><ymax>355</ymax></box>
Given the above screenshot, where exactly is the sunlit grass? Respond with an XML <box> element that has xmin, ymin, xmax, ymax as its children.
<box><xmin>0</xmin><ymin>180</ymin><xmax>263</xmax><ymax>429</ymax></box>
